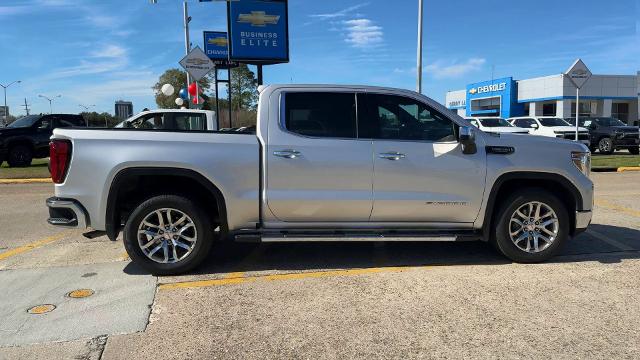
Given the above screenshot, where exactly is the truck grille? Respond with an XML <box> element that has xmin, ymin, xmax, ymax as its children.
<box><xmin>556</xmin><ymin>132</ymin><xmax>589</xmax><ymax>141</ymax></box>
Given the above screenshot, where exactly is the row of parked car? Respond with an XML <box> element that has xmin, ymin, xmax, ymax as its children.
<box><xmin>465</xmin><ymin>116</ymin><xmax>640</xmax><ymax>155</ymax></box>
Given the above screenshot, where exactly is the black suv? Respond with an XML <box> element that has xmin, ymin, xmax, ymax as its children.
<box><xmin>0</xmin><ymin>114</ymin><xmax>86</xmax><ymax>167</ymax></box>
<box><xmin>566</xmin><ymin>117</ymin><xmax>639</xmax><ymax>155</ymax></box>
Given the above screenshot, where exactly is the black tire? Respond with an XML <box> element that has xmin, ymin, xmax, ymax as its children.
<box><xmin>629</xmin><ymin>146</ymin><xmax>639</xmax><ymax>155</ymax></box>
<box><xmin>123</xmin><ymin>195</ymin><xmax>214</xmax><ymax>275</ymax></box>
<box><xmin>7</xmin><ymin>145</ymin><xmax>33</xmax><ymax>167</ymax></box>
<box><xmin>597</xmin><ymin>137</ymin><xmax>614</xmax><ymax>155</ymax></box>
<box><xmin>493</xmin><ymin>189</ymin><xmax>569</xmax><ymax>263</ymax></box>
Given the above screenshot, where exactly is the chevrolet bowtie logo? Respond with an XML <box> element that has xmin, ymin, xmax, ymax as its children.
<box><xmin>186</xmin><ymin>58</ymin><xmax>210</xmax><ymax>66</ymax></box>
<box><xmin>208</xmin><ymin>37</ymin><xmax>228</xmax><ymax>47</ymax></box>
<box><xmin>238</xmin><ymin>11</ymin><xmax>280</xmax><ymax>27</ymax></box>
<box><xmin>468</xmin><ymin>88</ymin><xmax>477</xmax><ymax>94</ymax></box>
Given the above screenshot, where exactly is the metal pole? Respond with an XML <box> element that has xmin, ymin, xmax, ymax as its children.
<box><xmin>257</xmin><ymin>65</ymin><xmax>263</xmax><ymax>86</ymax></box>
<box><xmin>575</xmin><ymin>88</ymin><xmax>579</xmax><ymax>141</ymax></box>
<box><xmin>214</xmin><ymin>69</ymin><xmax>220</xmax><ymax>126</ymax></box>
<box><xmin>183</xmin><ymin>1</ymin><xmax>192</xmax><ymax>102</ymax></box>
<box><xmin>2</xmin><ymin>86</ymin><xmax>6</xmax><ymax>127</ymax></box>
<box><xmin>48</xmin><ymin>100</ymin><xmax>53</xmax><ymax>114</ymax></box>
<box><xmin>416</xmin><ymin>0</ymin><xmax>424</xmax><ymax>93</ymax></box>
<box><xmin>228</xmin><ymin>67</ymin><xmax>232</xmax><ymax>128</ymax></box>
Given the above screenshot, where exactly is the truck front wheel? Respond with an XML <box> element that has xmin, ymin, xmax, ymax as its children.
<box><xmin>123</xmin><ymin>195</ymin><xmax>214</xmax><ymax>275</ymax></box>
<box><xmin>493</xmin><ymin>189</ymin><xmax>569</xmax><ymax>263</ymax></box>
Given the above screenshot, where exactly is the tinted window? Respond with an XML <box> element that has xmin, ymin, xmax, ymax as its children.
<box><xmin>284</xmin><ymin>92</ymin><xmax>356</xmax><ymax>138</ymax></box>
<box><xmin>479</xmin><ymin>118</ymin><xmax>512</xmax><ymax>127</ymax></box>
<box><xmin>513</xmin><ymin>118</ymin><xmax>536</xmax><ymax>128</ymax></box>
<box><xmin>539</xmin><ymin>118</ymin><xmax>569</xmax><ymax>127</ymax></box>
<box><xmin>7</xmin><ymin>115</ymin><xmax>40</xmax><ymax>128</ymax></box>
<box><xmin>172</xmin><ymin>113</ymin><xmax>206</xmax><ymax>130</ymax></box>
<box><xmin>123</xmin><ymin>113</ymin><xmax>167</xmax><ymax>129</ymax></box>
<box><xmin>362</xmin><ymin>94</ymin><xmax>455</xmax><ymax>142</ymax></box>
<box><xmin>36</xmin><ymin>117</ymin><xmax>52</xmax><ymax>129</ymax></box>
<box><xmin>55</xmin><ymin>115</ymin><xmax>86</xmax><ymax>128</ymax></box>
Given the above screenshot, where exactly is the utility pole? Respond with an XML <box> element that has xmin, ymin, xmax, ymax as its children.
<box><xmin>416</xmin><ymin>0</ymin><xmax>424</xmax><ymax>93</ymax></box>
<box><xmin>22</xmin><ymin>98</ymin><xmax>30</xmax><ymax>115</ymax></box>
<box><xmin>1</xmin><ymin>80</ymin><xmax>21</xmax><ymax>127</ymax></box>
<box><xmin>39</xmin><ymin>94</ymin><xmax>61</xmax><ymax>114</ymax></box>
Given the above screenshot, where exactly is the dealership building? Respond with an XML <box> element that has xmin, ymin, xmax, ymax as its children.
<box><xmin>445</xmin><ymin>66</ymin><xmax>639</xmax><ymax>125</ymax></box>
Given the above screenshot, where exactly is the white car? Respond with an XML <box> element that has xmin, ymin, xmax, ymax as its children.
<box><xmin>465</xmin><ymin>117</ymin><xmax>530</xmax><ymax>134</ymax></box>
<box><xmin>508</xmin><ymin>116</ymin><xmax>590</xmax><ymax>146</ymax></box>
<box><xmin>115</xmin><ymin>109</ymin><xmax>217</xmax><ymax>131</ymax></box>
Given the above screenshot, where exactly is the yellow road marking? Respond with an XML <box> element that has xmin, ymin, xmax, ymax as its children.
<box><xmin>617</xmin><ymin>167</ymin><xmax>640</xmax><ymax>172</ymax></box>
<box><xmin>223</xmin><ymin>272</ymin><xmax>245</xmax><ymax>279</ymax></box>
<box><xmin>159</xmin><ymin>266</ymin><xmax>414</xmax><ymax>290</ymax></box>
<box><xmin>0</xmin><ymin>232</ymin><xmax>68</xmax><ymax>261</ymax></box>
<box><xmin>595</xmin><ymin>199</ymin><xmax>640</xmax><ymax>218</ymax></box>
<box><xmin>0</xmin><ymin>178</ymin><xmax>52</xmax><ymax>184</ymax></box>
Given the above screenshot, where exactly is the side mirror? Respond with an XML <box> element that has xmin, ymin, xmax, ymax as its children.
<box><xmin>531</xmin><ymin>123</ymin><xmax>539</xmax><ymax>129</ymax></box>
<box><xmin>459</xmin><ymin>126</ymin><xmax>477</xmax><ymax>155</ymax></box>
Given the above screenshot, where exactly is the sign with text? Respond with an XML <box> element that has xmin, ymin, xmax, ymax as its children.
<box><xmin>565</xmin><ymin>58</ymin><xmax>592</xmax><ymax>89</ymax></box>
<box><xmin>203</xmin><ymin>31</ymin><xmax>237</xmax><ymax>68</ymax></box>
<box><xmin>227</xmin><ymin>0</ymin><xmax>289</xmax><ymax>63</ymax></box>
<box><xmin>179</xmin><ymin>46</ymin><xmax>215</xmax><ymax>81</ymax></box>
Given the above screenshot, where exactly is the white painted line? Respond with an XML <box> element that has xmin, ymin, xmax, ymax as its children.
<box><xmin>586</xmin><ymin>229</ymin><xmax>634</xmax><ymax>252</ymax></box>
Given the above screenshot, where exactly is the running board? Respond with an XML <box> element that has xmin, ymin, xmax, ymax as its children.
<box><xmin>234</xmin><ymin>231</ymin><xmax>481</xmax><ymax>243</ymax></box>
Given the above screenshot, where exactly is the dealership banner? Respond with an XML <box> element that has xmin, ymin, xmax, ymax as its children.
<box><xmin>227</xmin><ymin>0</ymin><xmax>289</xmax><ymax>63</ymax></box>
<box><xmin>203</xmin><ymin>31</ymin><xmax>237</xmax><ymax>68</ymax></box>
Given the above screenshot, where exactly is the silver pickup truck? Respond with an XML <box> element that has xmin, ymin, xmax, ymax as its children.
<box><xmin>46</xmin><ymin>85</ymin><xmax>593</xmax><ymax>274</ymax></box>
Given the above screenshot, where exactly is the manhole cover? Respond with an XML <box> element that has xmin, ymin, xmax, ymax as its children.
<box><xmin>66</xmin><ymin>289</ymin><xmax>95</xmax><ymax>298</ymax></box>
<box><xmin>27</xmin><ymin>304</ymin><xmax>56</xmax><ymax>314</ymax></box>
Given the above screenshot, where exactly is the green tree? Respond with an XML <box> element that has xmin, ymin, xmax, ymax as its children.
<box><xmin>81</xmin><ymin>112</ymin><xmax>120</xmax><ymax>127</ymax></box>
<box><xmin>230</xmin><ymin>64</ymin><xmax>258</xmax><ymax>110</ymax></box>
<box><xmin>152</xmin><ymin>69</ymin><xmax>211</xmax><ymax>109</ymax></box>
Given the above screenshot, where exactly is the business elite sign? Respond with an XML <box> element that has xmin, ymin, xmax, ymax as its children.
<box><xmin>227</xmin><ymin>0</ymin><xmax>289</xmax><ymax>63</ymax></box>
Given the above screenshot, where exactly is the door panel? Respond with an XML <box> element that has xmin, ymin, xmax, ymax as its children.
<box><xmin>265</xmin><ymin>91</ymin><xmax>374</xmax><ymax>222</ymax></box>
<box><xmin>362</xmin><ymin>93</ymin><xmax>487</xmax><ymax>223</ymax></box>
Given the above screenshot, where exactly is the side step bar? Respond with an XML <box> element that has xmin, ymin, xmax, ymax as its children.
<box><xmin>234</xmin><ymin>231</ymin><xmax>482</xmax><ymax>243</ymax></box>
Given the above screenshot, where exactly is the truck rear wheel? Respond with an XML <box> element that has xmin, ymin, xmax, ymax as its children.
<box><xmin>493</xmin><ymin>189</ymin><xmax>569</xmax><ymax>263</ymax></box>
<box><xmin>7</xmin><ymin>145</ymin><xmax>33</xmax><ymax>167</ymax></box>
<box><xmin>123</xmin><ymin>195</ymin><xmax>214</xmax><ymax>275</ymax></box>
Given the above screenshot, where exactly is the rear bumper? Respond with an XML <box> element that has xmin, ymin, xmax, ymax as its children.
<box><xmin>574</xmin><ymin>210</ymin><xmax>592</xmax><ymax>234</ymax></box>
<box><xmin>46</xmin><ymin>197</ymin><xmax>89</xmax><ymax>229</ymax></box>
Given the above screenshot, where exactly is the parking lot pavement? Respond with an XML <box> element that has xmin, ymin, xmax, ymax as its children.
<box><xmin>0</xmin><ymin>172</ymin><xmax>639</xmax><ymax>359</ymax></box>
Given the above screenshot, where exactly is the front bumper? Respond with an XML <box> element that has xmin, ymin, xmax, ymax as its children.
<box><xmin>46</xmin><ymin>197</ymin><xmax>89</xmax><ymax>229</ymax></box>
<box><xmin>575</xmin><ymin>210</ymin><xmax>592</xmax><ymax>234</ymax></box>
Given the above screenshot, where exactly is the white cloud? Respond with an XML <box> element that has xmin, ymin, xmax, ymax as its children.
<box><xmin>424</xmin><ymin>58</ymin><xmax>486</xmax><ymax>79</ymax></box>
<box><xmin>90</xmin><ymin>45</ymin><xmax>127</xmax><ymax>59</ymax></box>
<box><xmin>343</xmin><ymin>18</ymin><xmax>383</xmax><ymax>48</ymax></box>
<box><xmin>309</xmin><ymin>3</ymin><xmax>369</xmax><ymax>19</ymax></box>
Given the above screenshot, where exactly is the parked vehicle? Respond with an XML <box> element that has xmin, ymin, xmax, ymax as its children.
<box><xmin>47</xmin><ymin>85</ymin><xmax>593</xmax><ymax>275</ymax></box>
<box><xmin>564</xmin><ymin>117</ymin><xmax>639</xmax><ymax>155</ymax></box>
<box><xmin>115</xmin><ymin>109</ymin><xmax>217</xmax><ymax>131</ymax></box>
<box><xmin>0</xmin><ymin>114</ymin><xmax>85</xmax><ymax>167</ymax></box>
<box><xmin>508</xmin><ymin>116</ymin><xmax>591</xmax><ymax>147</ymax></box>
<box><xmin>465</xmin><ymin>117</ymin><xmax>530</xmax><ymax>134</ymax></box>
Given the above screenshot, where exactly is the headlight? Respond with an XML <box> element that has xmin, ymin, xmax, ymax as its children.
<box><xmin>571</xmin><ymin>151</ymin><xmax>591</xmax><ymax>177</ymax></box>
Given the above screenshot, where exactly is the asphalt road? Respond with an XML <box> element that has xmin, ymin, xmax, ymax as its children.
<box><xmin>0</xmin><ymin>173</ymin><xmax>639</xmax><ymax>359</ymax></box>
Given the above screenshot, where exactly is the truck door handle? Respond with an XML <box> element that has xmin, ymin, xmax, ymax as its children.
<box><xmin>273</xmin><ymin>149</ymin><xmax>301</xmax><ymax>159</ymax></box>
<box><xmin>378</xmin><ymin>152</ymin><xmax>406</xmax><ymax>160</ymax></box>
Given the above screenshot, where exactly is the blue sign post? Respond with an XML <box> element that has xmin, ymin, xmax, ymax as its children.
<box><xmin>227</xmin><ymin>0</ymin><xmax>289</xmax><ymax>64</ymax></box>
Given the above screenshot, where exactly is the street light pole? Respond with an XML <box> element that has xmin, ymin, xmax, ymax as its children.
<box><xmin>39</xmin><ymin>94</ymin><xmax>61</xmax><ymax>114</ymax></box>
<box><xmin>416</xmin><ymin>0</ymin><xmax>424</xmax><ymax>93</ymax></box>
<box><xmin>183</xmin><ymin>0</ymin><xmax>192</xmax><ymax>102</ymax></box>
<box><xmin>1</xmin><ymin>80</ymin><xmax>21</xmax><ymax>127</ymax></box>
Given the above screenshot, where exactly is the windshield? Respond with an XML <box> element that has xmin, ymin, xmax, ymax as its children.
<box><xmin>7</xmin><ymin>115</ymin><xmax>40</xmax><ymax>128</ymax></box>
<box><xmin>479</xmin><ymin>118</ymin><xmax>512</xmax><ymax>127</ymax></box>
<box><xmin>539</xmin><ymin>118</ymin><xmax>570</xmax><ymax>127</ymax></box>
<box><xmin>595</xmin><ymin>117</ymin><xmax>626</xmax><ymax>127</ymax></box>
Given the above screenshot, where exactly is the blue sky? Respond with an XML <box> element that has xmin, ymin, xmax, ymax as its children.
<box><xmin>0</xmin><ymin>0</ymin><xmax>637</xmax><ymax>116</ymax></box>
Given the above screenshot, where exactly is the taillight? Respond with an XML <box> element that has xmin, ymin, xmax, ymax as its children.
<box><xmin>49</xmin><ymin>140</ymin><xmax>72</xmax><ymax>184</ymax></box>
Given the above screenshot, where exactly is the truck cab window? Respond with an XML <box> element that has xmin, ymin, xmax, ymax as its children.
<box><xmin>363</xmin><ymin>94</ymin><xmax>456</xmax><ymax>142</ymax></box>
<box><xmin>284</xmin><ymin>92</ymin><xmax>357</xmax><ymax>138</ymax></box>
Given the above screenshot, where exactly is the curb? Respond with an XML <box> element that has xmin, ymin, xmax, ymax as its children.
<box><xmin>0</xmin><ymin>178</ymin><xmax>52</xmax><ymax>184</ymax></box>
<box><xmin>617</xmin><ymin>167</ymin><xmax>640</xmax><ymax>172</ymax></box>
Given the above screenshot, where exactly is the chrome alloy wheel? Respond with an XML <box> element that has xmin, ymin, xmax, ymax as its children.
<box><xmin>137</xmin><ymin>208</ymin><xmax>197</xmax><ymax>264</ymax></box>
<box><xmin>509</xmin><ymin>201</ymin><xmax>559</xmax><ymax>253</ymax></box>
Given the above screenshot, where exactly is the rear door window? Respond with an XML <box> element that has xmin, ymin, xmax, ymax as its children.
<box><xmin>283</xmin><ymin>92</ymin><xmax>357</xmax><ymax>138</ymax></box>
<box><xmin>170</xmin><ymin>113</ymin><xmax>207</xmax><ymax>130</ymax></box>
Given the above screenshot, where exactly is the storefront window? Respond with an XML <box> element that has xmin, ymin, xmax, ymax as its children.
<box><xmin>542</xmin><ymin>103</ymin><xmax>557</xmax><ymax>116</ymax></box>
<box><xmin>571</xmin><ymin>102</ymin><xmax>592</xmax><ymax>118</ymax></box>
<box><xmin>611</xmin><ymin>103</ymin><xmax>629</xmax><ymax>122</ymax></box>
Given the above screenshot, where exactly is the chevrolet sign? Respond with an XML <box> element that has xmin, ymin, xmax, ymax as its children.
<box><xmin>227</xmin><ymin>0</ymin><xmax>289</xmax><ymax>63</ymax></box>
<box><xmin>469</xmin><ymin>82</ymin><xmax>506</xmax><ymax>95</ymax></box>
<box><xmin>238</xmin><ymin>11</ymin><xmax>280</xmax><ymax>27</ymax></box>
